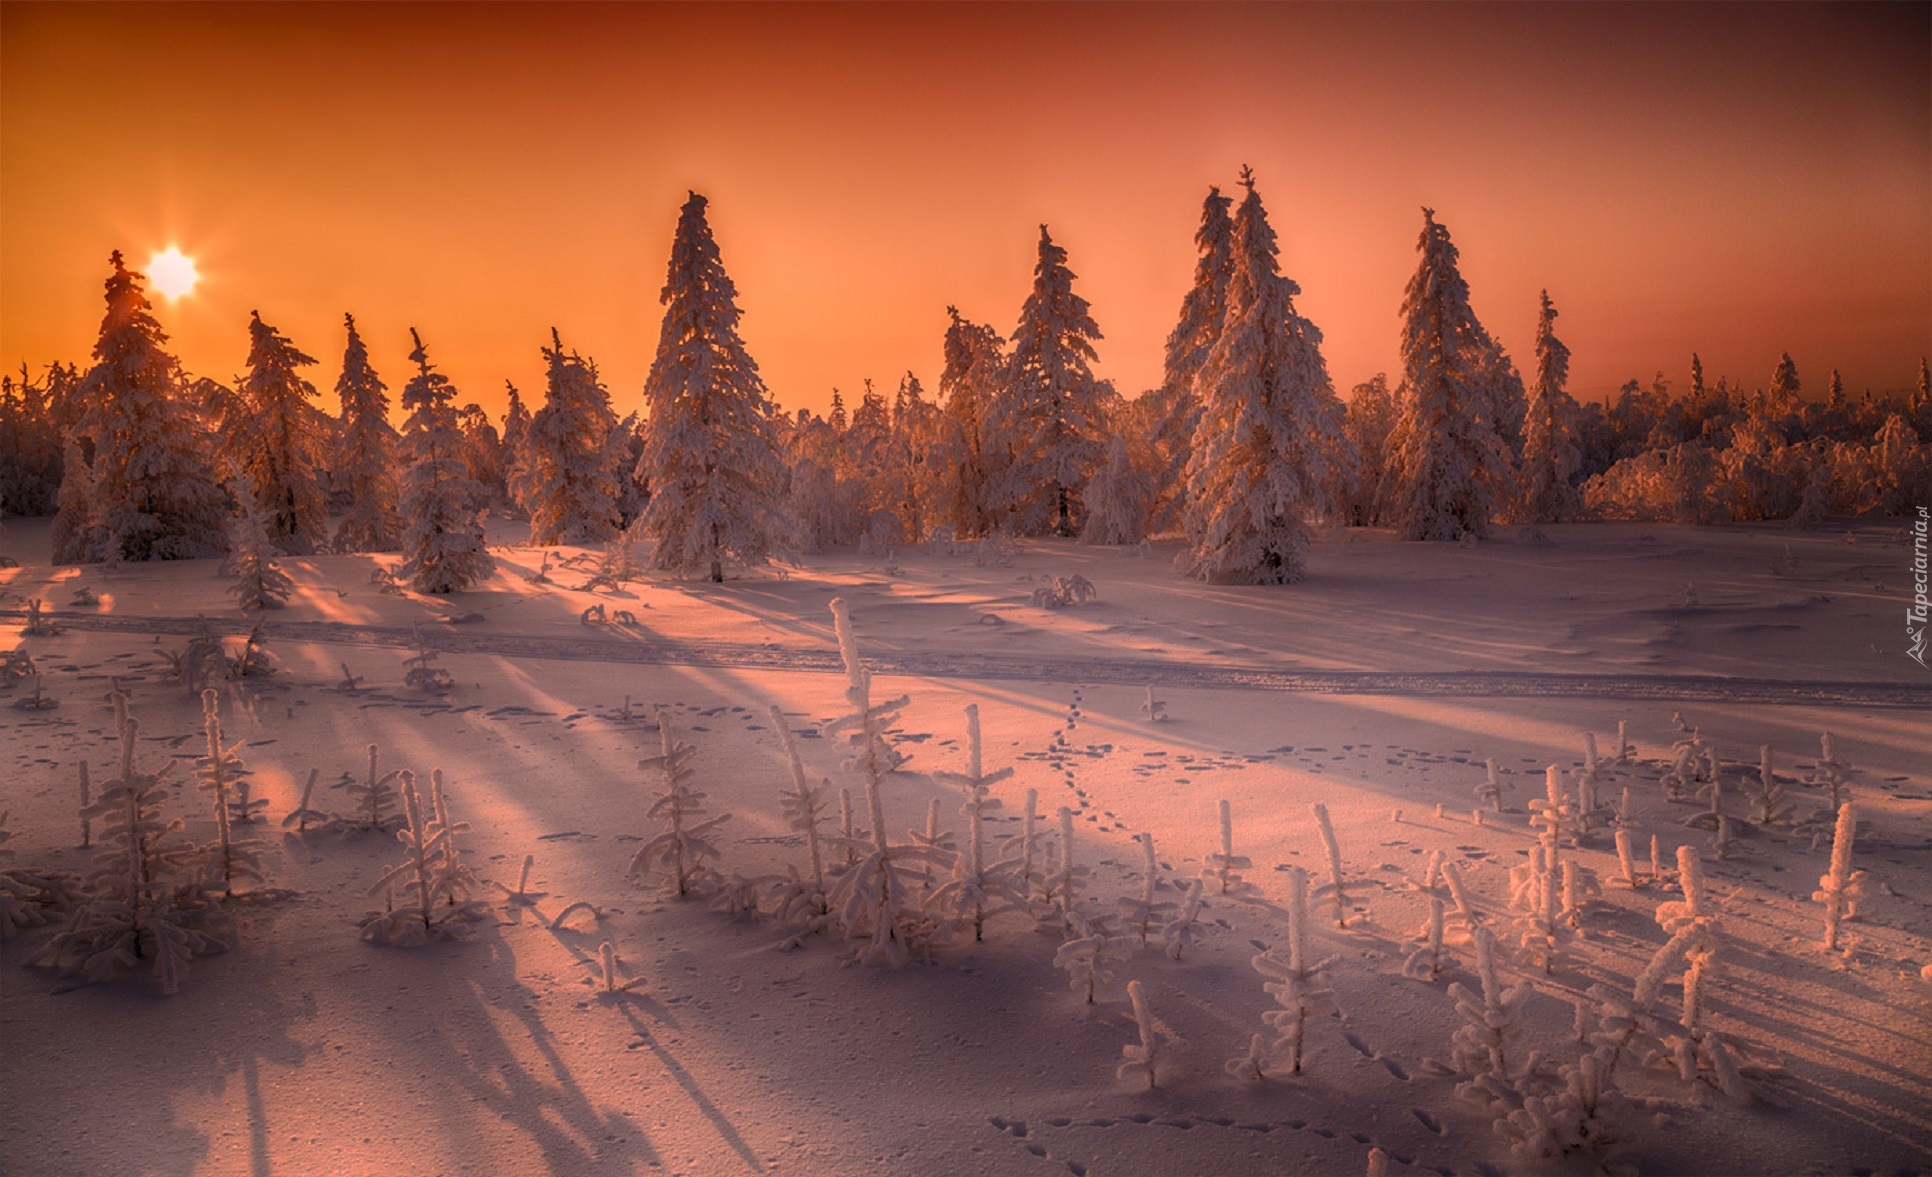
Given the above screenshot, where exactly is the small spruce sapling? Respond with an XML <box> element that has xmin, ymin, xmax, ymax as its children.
<box><xmin>31</xmin><ymin>704</ymin><xmax>226</xmax><ymax>992</ymax></box>
<box><xmin>1054</xmin><ymin>911</ymin><xmax>1134</xmax><ymax>1004</ymax></box>
<box><xmin>1813</xmin><ymin>802</ymin><xmax>1864</xmax><ymax>953</ymax></box>
<box><xmin>1202</xmin><ymin>798</ymin><xmax>1259</xmax><ymax>901</ymax></box>
<box><xmin>1475</xmin><ymin>757</ymin><xmax>1506</xmax><ymax>812</ymax></box>
<box><xmin>1655</xmin><ymin>844</ymin><xmax>1708</xmax><ymax>934</ymax></box>
<box><xmin>766</xmin><ymin>705</ymin><xmax>835</xmax><ymax>936</ymax></box>
<box><xmin>1743</xmin><ymin>744</ymin><xmax>1794</xmax><ymax>827</ymax></box>
<box><xmin>822</xmin><ymin>598</ymin><xmax>932</xmax><ymax>965</ymax></box>
<box><xmin>403</xmin><ymin>626</ymin><xmax>455</xmax><ymax>693</ymax></box>
<box><xmin>1403</xmin><ymin>895</ymin><xmax>1458</xmax><ymax>981</ymax></box>
<box><xmin>929</xmin><ymin>703</ymin><xmax>1017</xmax><ymax>941</ymax></box>
<box><xmin>1162</xmin><ymin>878</ymin><xmax>1206</xmax><ymax>960</ymax></box>
<box><xmin>347</xmin><ymin>743</ymin><xmax>406</xmax><ymax>833</ymax></box>
<box><xmin>281</xmin><ymin>768</ymin><xmax>327</xmax><ymax>834</ymax></box>
<box><xmin>1118</xmin><ymin>832</ymin><xmax>1175</xmax><ymax>944</ymax></box>
<box><xmin>194</xmin><ymin>689</ymin><xmax>267</xmax><ymax>898</ymax></box>
<box><xmin>1250</xmin><ymin>865</ymin><xmax>1335</xmax><ymax>1075</ymax></box>
<box><xmin>360</xmin><ymin>770</ymin><xmax>489</xmax><ymax>945</ymax></box>
<box><xmin>1809</xmin><ymin>732</ymin><xmax>1852</xmax><ymax>814</ymax></box>
<box><xmin>1119</xmin><ymin>979</ymin><xmax>1181</xmax><ymax>1089</ymax></box>
<box><xmin>224</xmin><ymin>476</ymin><xmax>294</xmax><ymax>610</ymax></box>
<box><xmin>1444</xmin><ymin>927</ymin><xmax>1536</xmax><ymax>1111</ymax></box>
<box><xmin>628</xmin><ymin>708</ymin><xmax>730</xmax><ymax>898</ymax></box>
<box><xmin>1312</xmin><ymin>802</ymin><xmax>1349</xmax><ymax>927</ymax></box>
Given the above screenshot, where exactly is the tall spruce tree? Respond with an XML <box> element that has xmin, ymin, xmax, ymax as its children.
<box><xmin>983</xmin><ymin>226</ymin><xmax>1107</xmax><ymax>536</ymax></box>
<box><xmin>1386</xmin><ymin>210</ymin><xmax>1514</xmax><ymax>541</ymax></box>
<box><xmin>1149</xmin><ymin>186</ymin><xmax>1237</xmax><ymax>526</ymax></box>
<box><xmin>65</xmin><ymin>252</ymin><xmax>226</xmax><ymax>563</ymax></box>
<box><xmin>331</xmin><ymin>313</ymin><xmax>402</xmax><ymax>552</ymax></box>
<box><xmin>396</xmin><ymin>330</ymin><xmax>493</xmax><ymax>592</ymax></box>
<box><xmin>634</xmin><ymin>192</ymin><xmax>789</xmax><ymax>582</ymax></box>
<box><xmin>521</xmin><ymin>328</ymin><xmax>622</xmax><ymax>545</ymax></box>
<box><xmin>226</xmin><ymin>311</ymin><xmax>329</xmax><ymax>553</ymax></box>
<box><xmin>1517</xmin><ymin>291</ymin><xmax>1583</xmax><ymax>523</ymax></box>
<box><xmin>1177</xmin><ymin>169</ymin><xmax>1350</xmax><ymax>583</ymax></box>
<box><xmin>931</xmin><ymin>307</ymin><xmax>1005</xmax><ymax>538</ymax></box>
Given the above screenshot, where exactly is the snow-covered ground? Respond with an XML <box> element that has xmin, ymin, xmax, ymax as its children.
<box><xmin>3</xmin><ymin>518</ymin><xmax>1928</xmax><ymax>1177</ymax></box>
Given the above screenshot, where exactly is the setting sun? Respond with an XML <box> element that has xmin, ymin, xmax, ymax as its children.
<box><xmin>147</xmin><ymin>246</ymin><xmax>197</xmax><ymax>299</ymax></box>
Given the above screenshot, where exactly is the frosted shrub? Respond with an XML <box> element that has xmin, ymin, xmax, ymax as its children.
<box><xmin>1119</xmin><ymin>979</ymin><xmax>1181</xmax><ymax>1089</ymax></box>
<box><xmin>1202</xmin><ymin>798</ymin><xmax>1259</xmax><ymax>901</ymax></box>
<box><xmin>1249</xmin><ymin>866</ymin><xmax>1335</xmax><ymax>1075</ymax></box>
<box><xmin>628</xmin><ymin>708</ymin><xmax>731</xmax><ymax>898</ymax></box>
<box><xmin>31</xmin><ymin>705</ymin><xmax>226</xmax><ymax>992</ymax></box>
<box><xmin>928</xmin><ymin>704</ymin><xmax>1017</xmax><ymax>941</ymax></box>
<box><xmin>1509</xmin><ymin>843</ymin><xmax>1567</xmax><ymax>973</ymax></box>
<box><xmin>402</xmin><ymin>627</ymin><xmax>455</xmax><ymax>693</ymax></box>
<box><xmin>1439</xmin><ymin>860</ymin><xmax>1487</xmax><ymax>942</ymax></box>
<box><xmin>1529</xmin><ymin>765</ymin><xmax>1579</xmax><ymax>850</ymax></box>
<box><xmin>361</xmin><ymin>770</ymin><xmax>489</xmax><ymax>945</ymax></box>
<box><xmin>1813</xmin><ymin>802</ymin><xmax>1864</xmax><ymax>952</ymax></box>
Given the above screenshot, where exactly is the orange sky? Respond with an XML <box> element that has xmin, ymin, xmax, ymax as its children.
<box><xmin>3</xmin><ymin>2</ymin><xmax>1927</xmax><ymax>423</ymax></box>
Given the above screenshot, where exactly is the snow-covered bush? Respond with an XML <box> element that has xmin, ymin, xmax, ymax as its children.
<box><xmin>1445</xmin><ymin>927</ymin><xmax>1536</xmax><ymax>1111</ymax></box>
<box><xmin>224</xmin><ymin>476</ymin><xmax>294</xmax><ymax>610</ymax></box>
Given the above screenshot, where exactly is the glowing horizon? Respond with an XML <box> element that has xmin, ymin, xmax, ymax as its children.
<box><xmin>2</xmin><ymin>2</ymin><xmax>1926</xmax><ymax>423</ymax></box>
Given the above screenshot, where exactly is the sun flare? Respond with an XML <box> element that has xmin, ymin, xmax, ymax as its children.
<box><xmin>148</xmin><ymin>246</ymin><xmax>198</xmax><ymax>299</ymax></box>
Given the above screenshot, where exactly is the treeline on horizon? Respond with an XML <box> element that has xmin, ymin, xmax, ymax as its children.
<box><xmin>2</xmin><ymin>173</ymin><xmax>1928</xmax><ymax>589</ymax></box>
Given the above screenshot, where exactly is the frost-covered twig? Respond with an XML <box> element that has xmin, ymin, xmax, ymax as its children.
<box><xmin>1312</xmin><ymin>802</ymin><xmax>1348</xmax><ymax>927</ymax></box>
<box><xmin>1202</xmin><ymin>798</ymin><xmax>1258</xmax><ymax>901</ymax></box>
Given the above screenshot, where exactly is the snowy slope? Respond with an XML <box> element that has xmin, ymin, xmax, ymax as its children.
<box><xmin>2</xmin><ymin>518</ymin><xmax>1928</xmax><ymax>1177</ymax></box>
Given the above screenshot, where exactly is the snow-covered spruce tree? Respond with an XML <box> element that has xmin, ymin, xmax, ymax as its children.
<box><xmin>1386</xmin><ymin>211</ymin><xmax>1516</xmax><ymax>541</ymax></box>
<box><xmin>49</xmin><ymin>438</ymin><xmax>98</xmax><ymax>565</ymax></box>
<box><xmin>30</xmin><ymin>701</ymin><xmax>226</xmax><ymax>992</ymax></box>
<box><xmin>1055</xmin><ymin>910</ymin><xmax>1135</xmax><ymax>1004</ymax></box>
<box><xmin>360</xmin><ymin>770</ymin><xmax>489</xmax><ymax>945</ymax></box>
<box><xmin>1147</xmin><ymin>185</ymin><xmax>1238</xmax><ymax>530</ymax></box>
<box><xmin>222</xmin><ymin>311</ymin><xmax>330</xmax><ymax>553</ymax></box>
<box><xmin>1079</xmin><ymin>432</ymin><xmax>1154</xmax><ymax>545</ymax></box>
<box><xmin>521</xmin><ymin>328</ymin><xmax>622</xmax><ymax>545</ymax></box>
<box><xmin>822</xmin><ymin>597</ymin><xmax>933</xmax><ymax>966</ymax></box>
<box><xmin>225</xmin><ymin>472</ymin><xmax>295</xmax><ymax>610</ymax></box>
<box><xmin>1444</xmin><ymin>926</ymin><xmax>1537</xmax><ymax>1112</ymax></box>
<box><xmin>983</xmin><ymin>225</ymin><xmax>1108</xmax><ymax>537</ymax></box>
<box><xmin>1517</xmin><ymin>290</ymin><xmax>1583</xmax><ymax>523</ymax></box>
<box><xmin>628</xmin><ymin>707</ymin><xmax>731</xmax><ymax>898</ymax></box>
<box><xmin>929</xmin><ymin>702</ymin><xmax>1017</xmax><ymax>941</ymax></box>
<box><xmin>930</xmin><ymin>308</ymin><xmax>1007</xmax><ymax>538</ymax></box>
<box><xmin>396</xmin><ymin>329</ymin><xmax>493</xmax><ymax>593</ymax></box>
<box><xmin>1341</xmin><ymin>374</ymin><xmax>1397</xmax><ymax>526</ymax></box>
<box><xmin>635</xmin><ymin>193</ymin><xmax>789</xmax><ymax>581</ymax></box>
<box><xmin>1202</xmin><ymin>798</ymin><xmax>1260</xmax><ymax>901</ymax></box>
<box><xmin>67</xmin><ymin>252</ymin><xmax>227</xmax><ymax>563</ymax></box>
<box><xmin>331</xmin><ymin>313</ymin><xmax>402</xmax><ymax>553</ymax></box>
<box><xmin>1178</xmin><ymin>168</ymin><xmax>1351</xmax><ymax>583</ymax></box>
